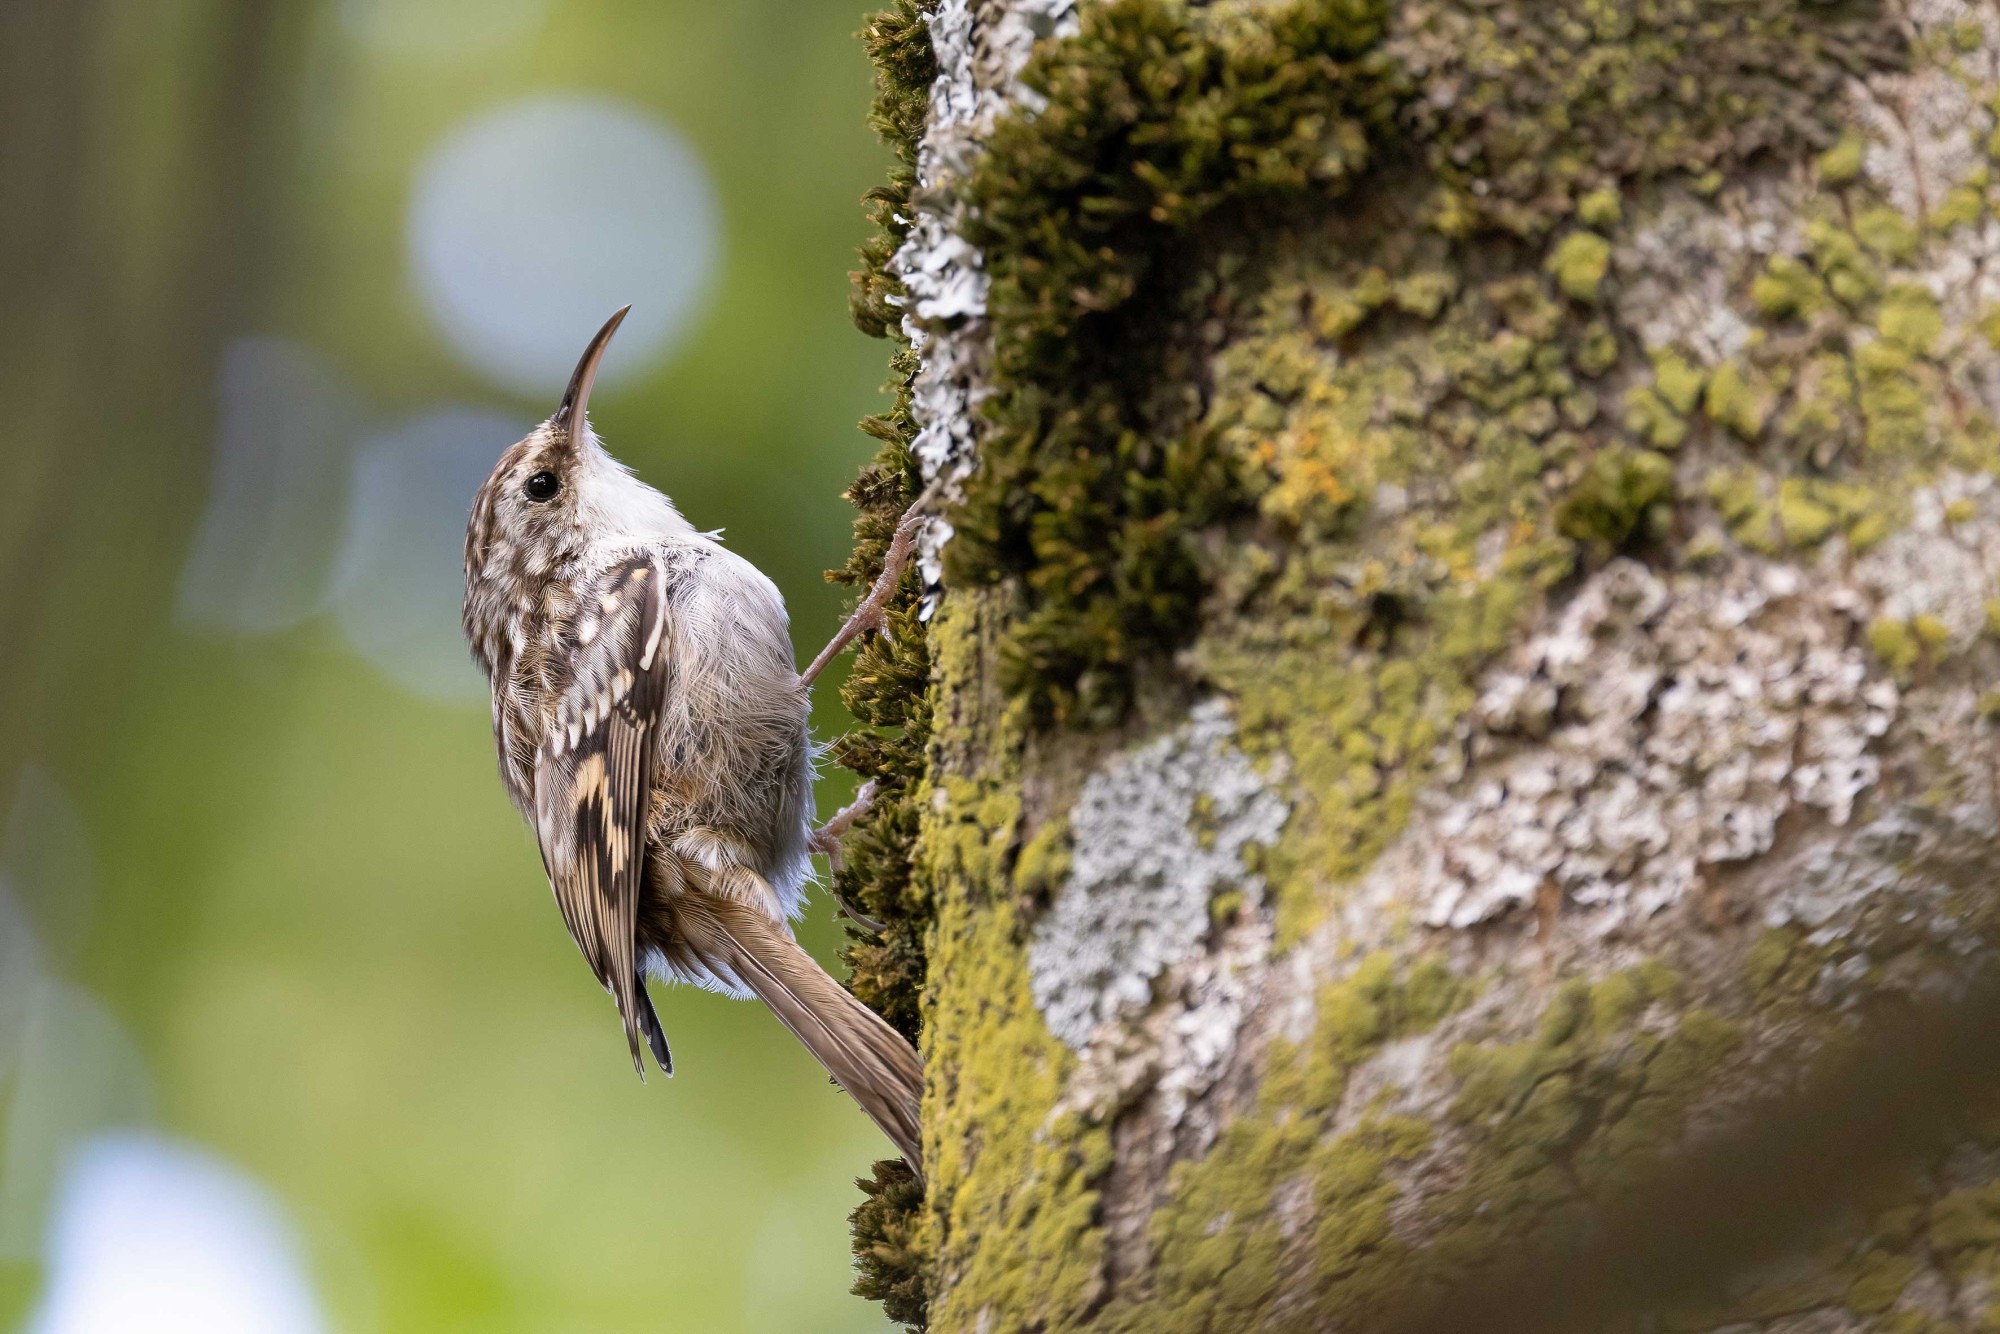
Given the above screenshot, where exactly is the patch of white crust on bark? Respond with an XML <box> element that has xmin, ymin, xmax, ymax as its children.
<box><xmin>1346</xmin><ymin>554</ymin><xmax>1894</xmax><ymax>936</ymax></box>
<box><xmin>1028</xmin><ymin>699</ymin><xmax>1289</xmax><ymax>1127</ymax></box>
<box><xmin>892</xmin><ymin>0</ymin><xmax>1077</xmax><ymax>601</ymax></box>
<box><xmin>1854</xmin><ymin>0</ymin><xmax>1995</xmax><ymax>221</ymax></box>
<box><xmin>1306</xmin><ymin>474</ymin><xmax>2000</xmax><ymax>993</ymax></box>
<box><xmin>1614</xmin><ymin>180</ymin><xmax>1804</xmax><ymax>364</ymax></box>
<box><xmin>1298</xmin><ymin>472</ymin><xmax>1999</xmax><ymax>969</ymax></box>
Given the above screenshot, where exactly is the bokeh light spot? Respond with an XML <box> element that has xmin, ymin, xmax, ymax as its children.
<box><xmin>177</xmin><ymin>339</ymin><xmax>365</xmax><ymax>635</ymax></box>
<box><xmin>329</xmin><ymin>408</ymin><xmax>527</xmax><ymax>704</ymax></box>
<box><xmin>408</xmin><ymin>95</ymin><xmax>720</xmax><ymax>396</ymax></box>
<box><xmin>26</xmin><ymin>1134</ymin><xmax>327</xmax><ymax>1334</ymax></box>
<box><xmin>0</xmin><ymin>978</ymin><xmax>149</xmax><ymax>1263</ymax></box>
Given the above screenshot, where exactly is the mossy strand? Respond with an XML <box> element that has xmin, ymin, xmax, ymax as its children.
<box><xmin>840</xmin><ymin>0</ymin><xmax>941</xmax><ymax>1321</ymax></box>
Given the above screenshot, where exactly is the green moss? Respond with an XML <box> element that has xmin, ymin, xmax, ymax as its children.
<box><xmin>1577</xmin><ymin>186</ymin><xmax>1623</xmax><ymax>230</ymax></box>
<box><xmin>1778</xmin><ymin>478</ymin><xmax>1838</xmax><ymax>547</ymax></box>
<box><xmin>1817</xmin><ymin>131</ymin><xmax>1867</xmax><ymax>184</ymax></box>
<box><xmin>1557</xmin><ymin>446</ymin><xmax>1676</xmax><ymax>553</ymax></box>
<box><xmin>850</xmin><ymin>1160</ymin><xmax>929</xmax><ymax>1325</ymax></box>
<box><xmin>923</xmin><ymin>849</ymin><xmax>1111</xmax><ymax>1331</ymax></box>
<box><xmin>1012</xmin><ymin>816</ymin><xmax>1071</xmax><ymax>903</ymax></box>
<box><xmin>1547</xmin><ymin>230</ymin><xmax>1612</xmax><ymax>301</ymax></box>
<box><xmin>1704</xmin><ymin>361</ymin><xmax>1771</xmax><ymax>441</ymax></box>
<box><xmin>1914</xmin><ymin>612</ymin><xmax>1953</xmax><ymax>650</ymax></box>
<box><xmin>1869</xmin><ymin>617</ymin><xmax>1923</xmax><ymax>679</ymax></box>
<box><xmin>1624</xmin><ymin>386</ymin><xmax>1690</xmax><ymax>450</ymax></box>
<box><xmin>1935</xmin><ymin>181</ymin><xmax>1987</xmax><ymax>231</ymax></box>
<box><xmin>1979</xmin><ymin>304</ymin><xmax>2000</xmax><ymax>350</ymax></box>
<box><xmin>1752</xmin><ymin>254</ymin><xmax>1826</xmax><ymax>320</ymax></box>
<box><xmin>1847</xmin><ymin>1250</ymin><xmax>1921</xmax><ymax>1314</ymax></box>
<box><xmin>1879</xmin><ymin>284</ymin><xmax>1944</xmax><ymax>354</ymax></box>
<box><xmin>1651</xmin><ymin>349</ymin><xmax>1707</xmax><ymax>416</ymax></box>
<box><xmin>841</xmin><ymin>2</ymin><xmax>943</xmax><ymax>1317</ymax></box>
<box><xmin>1856</xmin><ymin>206</ymin><xmax>1922</xmax><ymax>264</ymax></box>
<box><xmin>1930</xmin><ymin>1183</ymin><xmax>2000</xmax><ymax>1268</ymax></box>
<box><xmin>944</xmin><ymin>0</ymin><xmax>1400</xmax><ymax>726</ymax></box>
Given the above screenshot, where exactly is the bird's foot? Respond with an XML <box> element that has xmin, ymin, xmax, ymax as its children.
<box><xmin>812</xmin><ymin>780</ymin><xmax>886</xmax><ymax>933</ymax></box>
<box><xmin>800</xmin><ymin>485</ymin><xmax>939</xmax><ymax>690</ymax></box>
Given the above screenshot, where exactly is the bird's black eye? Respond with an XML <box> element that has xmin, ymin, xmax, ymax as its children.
<box><xmin>524</xmin><ymin>470</ymin><xmax>562</xmax><ymax>502</ymax></box>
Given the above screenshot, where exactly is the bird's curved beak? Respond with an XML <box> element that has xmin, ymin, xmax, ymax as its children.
<box><xmin>552</xmin><ymin>304</ymin><xmax>630</xmax><ymax>448</ymax></box>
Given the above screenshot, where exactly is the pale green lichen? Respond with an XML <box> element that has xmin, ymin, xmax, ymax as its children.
<box><xmin>1547</xmin><ymin>230</ymin><xmax>1612</xmax><ymax>301</ymax></box>
<box><xmin>1099</xmin><ymin>963</ymin><xmax>1750</xmax><ymax>1329</ymax></box>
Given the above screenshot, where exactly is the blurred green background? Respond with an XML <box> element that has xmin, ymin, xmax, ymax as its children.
<box><xmin>0</xmin><ymin>1</ymin><xmax>901</xmax><ymax>1329</ymax></box>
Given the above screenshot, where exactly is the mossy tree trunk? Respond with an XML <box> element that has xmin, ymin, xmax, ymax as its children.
<box><xmin>833</xmin><ymin>1</ymin><xmax>2000</xmax><ymax>1329</ymax></box>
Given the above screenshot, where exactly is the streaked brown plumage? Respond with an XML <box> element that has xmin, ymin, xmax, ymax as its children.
<box><xmin>461</xmin><ymin>308</ymin><xmax>923</xmax><ymax>1174</ymax></box>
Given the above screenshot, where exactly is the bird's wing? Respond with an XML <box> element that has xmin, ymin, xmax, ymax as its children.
<box><xmin>532</xmin><ymin>553</ymin><xmax>673</xmax><ymax>1075</ymax></box>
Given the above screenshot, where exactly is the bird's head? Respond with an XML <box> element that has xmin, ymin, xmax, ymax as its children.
<box><xmin>465</xmin><ymin>305</ymin><xmax>691</xmax><ymax>586</ymax></box>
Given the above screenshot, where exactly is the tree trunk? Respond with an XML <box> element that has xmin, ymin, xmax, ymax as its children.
<box><xmin>836</xmin><ymin>1</ymin><xmax>2000</xmax><ymax>1329</ymax></box>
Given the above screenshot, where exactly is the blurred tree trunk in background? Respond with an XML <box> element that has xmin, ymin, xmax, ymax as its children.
<box><xmin>838</xmin><ymin>0</ymin><xmax>2000</xmax><ymax>1329</ymax></box>
<box><xmin>0</xmin><ymin>11</ymin><xmax>313</xmax><ymax>1309</ymax></box>
<box><xmin>0</xmin><ymin>0</ymin><xmax>314</xmax><ymax>780</ymax></box>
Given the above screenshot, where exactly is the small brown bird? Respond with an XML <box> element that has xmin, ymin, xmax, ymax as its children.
<box><xmin>462</xmin><ymin>307</ymin><xmax>926</xmax><ymax>1173</ymax></box>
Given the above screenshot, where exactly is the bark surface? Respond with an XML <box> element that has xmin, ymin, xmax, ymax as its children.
<box><xmin>835</xmin><ymin>1</ymin><xmax>2000</xmax><ymax>1330</ymax></box>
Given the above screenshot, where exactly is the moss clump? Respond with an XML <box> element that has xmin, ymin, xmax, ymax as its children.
<box><xmin>1752</xmin><ymin>254</ymin><xmax>1825</xmax><ymax>320</ymax></box>
<box><xmin>1556</xmin><ymin>445</ymin><xmax>1677</xmax><ymax>554</ymax></box>
<box><xmin>850</xmin><ymin>1159</ymin><xmax>929</xmax><ymax>1326</ymax></box>
<box><xmin>946</xmin><ymin>0</ymin><xmax>1403</xmax><ymax>727</ymax></box>
<box><xmin>1704</xmin><ymin>360</ymin><xmax>1773</xmax><ymax>441</ymax></box>
<box><xmin>1777</xmin><ymin>477</ymin><xmax>1839</xmax><ymax>547</ymax></box>
<box><xmin>1547</xmin><ymin>230</ymin><xmax>1612</xmax><ymax>301</ymax></box>
<box><xmin>839</xmin><ymin>1</ymin><xmax>941</xmax><ymax>1319</ymax></box>
<box><xmin>1869</xmin><ymin>617</ymin><xmax>1924</xmax><ymax>681</ymax></box>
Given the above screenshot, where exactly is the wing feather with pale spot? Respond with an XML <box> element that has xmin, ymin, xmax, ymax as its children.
<box><xmin>532</xmin><ymin>553</ymin><xmax>672</xmax><ymax>1075</ymax></box>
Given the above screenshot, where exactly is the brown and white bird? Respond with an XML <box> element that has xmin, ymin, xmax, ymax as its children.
<box><xmin>462</xmin><ymin>307</ymin><xmax>925</xmax><ymax>1174</ymax></box>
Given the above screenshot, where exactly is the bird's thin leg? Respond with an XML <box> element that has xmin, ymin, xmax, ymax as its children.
<box><xmin>812</xmin><ymin>780</ymin><xmax>886</xmax><ymax>933</ymax></box>
<box><xmin>801</xmin><ymin>485</ymin><xmax>938</xmax><ymax>690</ymax></box>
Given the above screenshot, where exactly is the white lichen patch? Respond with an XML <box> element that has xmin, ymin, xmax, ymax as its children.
<box><xmin>1029</xmin><ymin>699</ymin><xmax>1288</xmax><ymax>1052</ymax></box>
<box><xmin>1854</xmin><ymin>0</ymin><xmax>1994</xmax><ymax>221</ymax></box>
<box><xmin>1770</xmin><ymin>679</ymin><xmax>2000</xmax><ymax>963</ymax></box>
<box><xmin>1349</xmin><ymin>555</ymin><xmax>1898</xmax><ymax>936</ymax></box>
<box><xmin>1856</xmin><ymin>470</ymin><xmax>2000</xmax><ymax>647</ymax></box>
<box><xmin>893</xmin><ymin>0</ymin><xmax>1078</xmax><ymax>600</ymax></box>
<box><xmin>1615</xmin><ymin>180</ymin><xmax>1804</xmax><ymax>364</ymax></box>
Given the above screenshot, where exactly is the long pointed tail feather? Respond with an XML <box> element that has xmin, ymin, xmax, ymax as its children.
<box><xmin>675</xmin><ymin>893</ymin><xmax>924</xmax><ymax>1177</ymax></box>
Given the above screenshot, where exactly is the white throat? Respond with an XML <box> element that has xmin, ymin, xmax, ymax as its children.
<box><xmin>572</xmin><ymin>426</ymin><xmax>695</xmax><ymax>545</ymax></box>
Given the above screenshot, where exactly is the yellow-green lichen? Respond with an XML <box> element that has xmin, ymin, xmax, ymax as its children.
<box><xmin>1097</xmin><ymin>953</ymin><xmax>1464</xmax><ymax>1331</ymax></box>
<box><xmin>1102</xmin><ymin>963</ymin><xmax>1757</xmax><ymax>1329</ymax></box>
<box><xmin>923</xmin><ymin>861</ymin><xmax>1111</xmax><ymax>1331</ymax></box>
<box><xmin>1557</xmin><ymin>445</ymin><xmax>1677</xmax><ymax>554</ymax></box>
<box><xmin>1704</xmin><ymin>360</ymin><xmax>1773</xmax><ymax>441</ymax></box>
<box><xmin>1547</xmin><ymin>230</ymin><xmax>1613</xmax><ymax>301</ymax></box>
